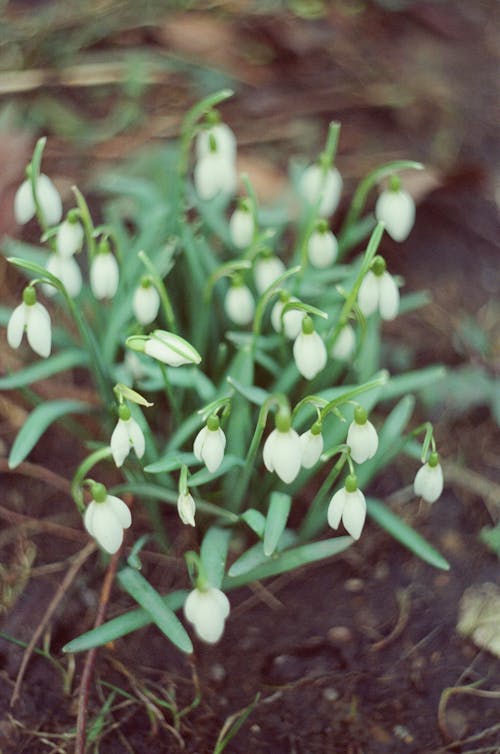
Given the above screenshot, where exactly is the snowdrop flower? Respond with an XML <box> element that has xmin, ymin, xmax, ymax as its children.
<box><xmin>263</xmin><ymin>410</ymin><xmax>302</xmax><ymax>484</ymax></box>
<box><xmin>293</xmin><ymin>316</ymin><xmax>327</xmax><ymax>380</ymax></box>
<box><xmin>133</xmin><ymin>278</ymin><xmax>160</xmax><ymax>325</ymax></box>
<box><xmin>271</xmin><ymin>293</ymin><xmax>304</xmax><ymax>340</ymax></box>
<box><xmin>229</xmin><ymin>202</ymin><xmax>255</xmax><ymax>248</ymax></box>
<box><xmin>224</xmin><ymin>278</ymin><xmax>255</xmax><ymax>326</ymax></box>
<box><xmin>347</xmin><ymin>406</ymin><xmax>378</xmax><ymax>464</ymax></box>
<box><xmin>330</xmin><ymin>323</ymin><xmax>356</xmax><ymax>361</ymax></box>
<box><xmin>375</xmin><ymin>176</ymin><xmax>415</xmax><ymax>242</ymax></box>
<box><xmin>194</xmin><ymin>151</ymin><xmax>237</xmax><ymax>201</ymax></box>
<box><xmin>7</xmin><ymin>286</ymin><xmax>51</xmax><ymax>358</ymax></box>
<box><xmin>358</xmin><ymin>256</ymin><xmax>400</xmax><ymax>321</ymax></box>
<box><xmin>141</xmin><ymin>330</ymin><xmax>202</xmax><ymax>367</ymax></box>
<box><xmin>15</xmin><ymin>173</ymin><xmax>63</xmax><ymax>227</ymax></box>
<box><xmin>299</xmin><ymin>162</ymin><xmax>343</xmax><ymax>217</ymax></box>
<box><xmin>44</xmin><ymin>253</ymin><xmax>82</xmax><ymax>298</ymax></box>
<box><xmin>414</xmin><ymin>452</ymin><xmax>444</xmax><ymax>503</ymax></box>
<box><xmin>177</xmin><ymin>491</ymin><xmax>196</xmax><ymax>527</ymax></box>
<box><xmin>254</xmin><ymin>254</ymin><xmax>286</xmax><ymax>295</ymax></box>
<box><xmin>110</xmin><ymin>405</ymin><xmax>145</xmax><ymax>468</ymax></box>
<box><xmin>327</xmin><ymin>475</ymin><xmax>366</xmax><ymax>540</ymax></box>
<box><xmin>307</xmin><ymin>221</ymin><xmax>338</xmax><ymax>268</ymax></box>
<box><xmin>56</xmin><ymin>216</ymin><xmax>83</xmax><ymax>257</ymax></box>
<box><xmin>84</xmin><ymin>483</ymin><xmax>131</xmax><ymax>554</ymax></box>
<box><xmin>184</xmin><ymin>585</ymin><xmax>230</xmax><ymax>644</ymax></box>
<box><xmin>300</xmin><ymin>422</ymin><xmax>324</xmax><ymax>469</ymax></box>
<box><xmin>90</xmin><ymin>242</ymin><xmax>119</xmax><ymax>300</ymax></box>
<box><xmin>196</xmin><ymin>122</ymin><xmax>237</xmax><ymax>162</ymax></box>
<box><xmin>193</xmin><ymin>415</ymin><xmax>226</xmax><ymax>473</ymax></box>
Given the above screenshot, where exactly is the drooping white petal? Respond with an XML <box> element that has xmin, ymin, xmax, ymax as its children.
<box><xmin>331</xmin><ymin>324</ymin><xmax>356</xmax><ymax>361</ymax></box>
<box><xmin>128</xmin><ymin>418</ymin><xmax>145</xmax><ymax>460</ymax></box>
<box><xmin>90</xmin><ymin>253</ymin><xmax>119</xmax><ymax>300</ymax></box>
<box><xmin>56</xmin><ymin>220</ymin><xmax>84</xmax><ymax>257</ymax></box>
<box><xmin>378</xmin><ymin>272</ymin><xmax>400</xmax><ymax>321</ymax></box>
<box><xmin>177</xmin><ymin>492</ymin><xmax>196</xmax><ymax>526</ymax></box>
<box><xmin>85</xmin><ymin>502</ymin><xmax>125</xmax><ymax>554</ymax></box>
<box><xmin>254</xmin><ymin>256</ymin><xmax>286</xmax><ymax>295</ymax></box>
<box><xmin>14</xmin><ymin>179</ymin><xmax>36</xmax><ymax>224</ymax></box>
<box><xmin>293</xmin><ymin>331</ymin><xmax>327</xmax><ymax>380</ymax></box>
<box><xmin>224</xmin><ymin>285</ymin><xmax>255</xmax><ymax>326</ymax></box>
<box><xmin>110</xmin><ymin>419</ymin><xmax>132</xmax><ymax>467</ymax></box>
<box><xmin>299</xmin><ymin>430</ymin><xmax>324</xmax><ymax>469</ymax></box>
<box><xmin>307</xmin><ymin>230</ymin><xmax>338</xmax><ymax>268</ymax></box>
<box><xmin>25</xmin><ymin>302</ymin><xmax>51</xmax><ymax>358</ymax></box>
<box><xmin>194</xmin><ymin>152</ymin><xmax>237</xmax><ymax>201</ymax></box>
<box><xmin>229</xmin><ymin>208</ymin><xmax>254</xmax><ymax>248</ymax></box>
<box><xmin>271</xmin><ymin>299</ymin><xmax>304</xmax><ymax>340</ymax></box>
<box><xmin>299</xmin><ymin>164</ymin><xmax>343</xmax><ymax>217</ymax></box>
<box><xmin>133</xmin><ymin>285</ymin><xmax>160</xmax><ymax>325</ymax></box>
<box><xmin>196</xmin><ymin>123</ymin><xmax>237</xmax><ymax>161</ymax></box>
<box><xmin>45</xmin><ymin>254</ymin><xmax>82</xmax><ymax>297</ymax></box>
<box><xmin>263</xmin><ymin>428</ymin><xmax>302</xmax><ymax>484</ymax></box>
<box><xmin>106</xmin><ymin>495</ymin><xmax>132</xmax><ymax>529</ymax></box>
<box><xmin>6</xmin><ymin>304</ymin><xmax>27</xmax><ymax>350</ymax></box>
<box><xmin>193</xmin><ymin>426</ymin><xmax>226</xmax><ymax>473</ymax></box>
<box><xmin>346</xmin><ymin>420</ymin><xmax>379</xmax><ymax>464</ymax></box>
<box><xmin>414</xmin><ymin>463</ymin><xmax>444</xmax><ymax>503</ymax></box>
<box><xmin>184</xmin><ymin>587</ymin><xmax>230</xmax><ymax>644</ymax></box>
<box><xmin>357</xmin><ymin>270</ymin><xmax>379</xmax><ymax>317</ymax></box>
<box><xmin>375</xmin><ymin>189</ymin><xmax>415</xmax><ymax>242</ymax></box>
<box><xmin>327</xmin><ymin>489</ymin><xmax>346</xmax><ymax>530</ymax></box>
<box><xmin>341</xmin><ymin>489</ymin><xmax>366</xmax><ymax>540</ymax></box>
<box><xmin>37</xmin><ymin>174</ymin><xmax>63</xmax><ymax>227</ymax></box>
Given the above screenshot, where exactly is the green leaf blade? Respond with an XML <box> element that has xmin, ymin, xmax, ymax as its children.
<box><xmin>263</xmin><ymin>492</ymin><xmax>292</xmax><ymax>556</ymax></box>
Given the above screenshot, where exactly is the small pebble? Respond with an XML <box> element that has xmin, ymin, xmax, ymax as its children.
<box><xmin>344</xmin><ymin>578</ymin><xmax>364</xmax><ymax>593</ymax></box>
<box><xmin>209</xmin><ymin>662</ymin><xmax>226</xmax><ymax>682</ymax></box>
<box><xmin>323</xmin><ymin>687</ymin><xmax>339</xmax><ymax>702</ymax></box>
<box><xmin>327</xmin><ymin>626</ymin><xmax>353</xmax><ymax>644</ymax></box>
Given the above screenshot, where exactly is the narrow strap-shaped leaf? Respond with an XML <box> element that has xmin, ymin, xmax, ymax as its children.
<box><xmin>240</xmin><ymin>509</ymin><xmax>266</xmax><ymax>539</ymax></box>
<box><xmin>380</xmin><ymin>365</ymin><xmax>446</xmax><ymax>403</ymax></box>
<box><xmin>226</xmin><ymin>376</ymin><xmax>269</xmax><ymax>406</ymax></box>
<box><xmin>117</xmin><ymin>567</ymin><xmax>193</xmax><ymax>654</ymax></box>
<box><xmin>188</xmin><ymin>455</ymin><xmax>245</xmax><ymax>487</ymax></box>
<box><xmin>228</xmin><ymin>531</ymin><xmax>297</xmax><ymax>578</ymax></box>
<box><xmin>0</xmin><ymin>350</ymin><xmax>88</xmax><ymax>390</ymax></box>
<box><xmin>263</xmin><ymin>492</ymin><xmax>292</xmax><ymax>556</ymax></box>
<box><xmin>367</xmin><ymin>497</ymin><xmax>450</xmax><ymax>571</ymax></box>
<box><xmin>144</xmin><ymin>452</ymin><xmax>198</xmax><ymax>474</ymax></box>
<box><xmin>63</xmin><ymin>590</ymin><xmax>188</xmax><ymax>653</ymax></box>
<box><xmin>8</xmin><ymin>400</ymin><xmax>92</xmax><ymax>469</ymax></box>
<box><xmin>201</xmin><ymin>527</ymin><xmax>231</xmax><ymax>588</ymax></box>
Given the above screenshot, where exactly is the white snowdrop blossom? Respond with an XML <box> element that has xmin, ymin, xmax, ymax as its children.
<box><xmin>142</xmin><ymin>330</ymin><xmax>202</xmax><ymax>367</ymax></box>
<box><xmin>293</xmin><ymin>316</ymin><xmax>327</xmax><ymax>380</ymax></box>
<box><xmin>375</xmin><ymin>178</ymin><xmax>415</xmax><ymax>242</ymax></box>
<box><xmin>110</xmin><ymin>406</ymin><xmax>146</xmax><ymax>468</ymax></box>
<box><xmin>193</xmin><ymin>416</ymin><xmax>226</xmax><ymax>473</ymax></box>
<box><xmin>346</xmin><ymin>407</ymin><xmax>378</xmax><ymax>464</ymax></box>
<box><xmin>15</xmin><ymin>173</ymin><xmax>63</xmax><ymax>227</ymax></box>
<box><xmin>327</xmin><ymin>476</ymin><xmax>366</xmax><ymax>540</ymax></box>
<box><xmin>299</xmin><ymin>424</ymin><xmax>324</xmax><ymax>469</ymax></box>
<box><xmin>331</xmin><ymin>323</ymin><xmax>356</xmax><ymax>361</ymax></box>
<box><xmin>271</xmin><ymin>295</ymin><xmax>304</xmax><ymax>340</ymax></box>
<box><xmin>177</xmin><ymin>491</ymin><xmax>196</xmax><ymax>527</ymax></box>
<box><xmin>133</xmin><ymin>280</ymin><xmax>160</xmax><ymax>325</ymax></box>
<box><xmin>414</xmin><ymin>453</ymin><xmax>444</xmax><ymax>503</ymax></box>
<box><xmin>307</xmin><ymin>224</ymin><xmax>338</xmax><ymax>268</ymax></box>
<box><xmin>224</xmin><ymin>281</ymin><xmax>255</xmax><ymax>326</ymax></box>
<box><xmin>184</xmin><ymin>585</ymin><xmax>230</xmax><ymax>644</ymax></box>
<box><xmin>357</xmin><ymin>257</ymin><xmax>400</xmax><ymax>321</ymax></box>
<box><xmin>194</xmin><ymin>151</ymin><xmax>237</xmax><ymax>201</ymax></box>
<box><xmin>229</xmin><ymin>205</ymin><xmax>255</xmax><ymax>248</ymax></box>
<box><xmin>84</xmin><ymin>484</ymin><xmax>131</xmax><ymax>554</ymax></box>
<box><xmin>7</xmin><ymin>287</ymin><xmax>51</xmax><ymax>358</ymax></box>
<box><xmin>196</xmin><ymin>122</ymin><xmax>237</xmax><ymax>162</ymax></box>
<box><xmin>56</xmin><ymin>218</ymin><xmax>84</xmax><ymax>257</ymax></box>
<box><xmin>263</xmin><ymin>413</ymin><xmax>302</xmax><ymax>484</ymax></box>
<box><xmin>299</xmin><ymin>163</ymin><xmax>343</xmax><ymax>217</ymax></box>
<box><xmin>90</xmin><ymin>250</ymin><xmax>119</xmax><ymax>300</ymax></box>
<box><xmin>254</xmin><ymin>255</ymin><xmax>286</xmax><ymax>296</ymax></box>
<box><xmin>44</xmin><ymin>253</ymin><xmax>82</xmax><ymax>298</ymax></box>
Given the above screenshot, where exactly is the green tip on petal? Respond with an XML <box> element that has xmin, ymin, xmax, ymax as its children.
<box><xmin>354</xmin><ymin>405</ymin><xmax>367</xmax><ymax>425</ymax></box>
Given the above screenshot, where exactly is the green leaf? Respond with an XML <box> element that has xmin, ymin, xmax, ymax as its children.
<box><xmin>380</xmin><ymin>366</ymin><xmax>446</xmax><ymax>403</ymax></box>
<box><xmin>228</xmin><ymin>541</ymin><xmax>267</xmax><ymax>578</ymax></box>
<box><xmin>240</xmin><ymin>509</ymin><xmax>266</xmax><ymax>539</ymax></box>
<box><xmin>367</xmin><ymin>498</ymin><xmax>450</xmax><ymax>571</ymax></box>
<box><xmin>8</xmin><ymin>400</ymin><xmax>92</xmax><ymax>468</ymax></box>
<box><xmin>144</xmin><ymin>452</ymin><xmax>198</xmax><ymax>474</ymax></box>
<box><xmin>226</xmin><ymin>376</ymin><xmax>269</xmax><ymax>406</ymax></box>
<box><xmin>201</xmin><ymin>527</ymin><xmax>231</xmax><ymax>588</ymax></box>
<box><xmin>0</xmin><ymin>349</ymin><xmax>88</xmax><ymax>390</ymax></box>
<box><xmin>188</xmin><ymin>455</ymin><xmax>245</xmax><ymax>487</ymax></box>
<box><xmin>263</xmin><ymin>492</ymin><xmax>292</xmax><ymax>556</ymax></box>
<box><xmin>63</xmin><ymin>590</ymin><xmax>188</xmax><ymax>653</ymax></box>
<box><xmin>225</xmin><ymin>536</ymin><xmax>352</xmax><ymax>588</ymax></box>
<box><xmin>117</xmin><ymin>567</ymin><xmax>193</xmax><ymax>654</ymax></box>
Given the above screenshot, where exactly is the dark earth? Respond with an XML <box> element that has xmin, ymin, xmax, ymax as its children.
<box><xmin>0</xmin><ymin>2</ymin><xmax>499</xmax><ymax>752</ymax></box>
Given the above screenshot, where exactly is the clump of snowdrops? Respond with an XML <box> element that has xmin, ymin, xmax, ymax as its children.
<box><xmin>1</xmin><ymin>90</ymin><xmax>447</xmax><ymax>654</ymax></box>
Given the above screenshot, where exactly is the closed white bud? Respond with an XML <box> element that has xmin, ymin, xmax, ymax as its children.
<box><xmin>84</xmin><ymin>486</ymin><xmax>131</xmax><ymax>554</ymax></box>
<box><xmin>14</xmin><ymin>173</ymin><xmax>63</xmax><ymax>227</ymax></box>
<box><xmin>331</xmin><ymin>323</ymin><xmax>356</xmax><ymax>361</ymax></box>
<box><xmin>327</xmin><ymin>476</ymin><xmax>366</xmax><ymax>540</ymax></box>
<box><xmin>44</xmin><ymin>253</ymin><xmax>82</xmax><ymax>298</ymax></box>
<box><xmin>184</xmin><ymin>586</ymin><xmax>230</xmax><ymax>644</ymax></box>
<box><xmin>293</xmin><ymin>317</ymin><xmax>327</xmax><ymax>380</ymax></box>
<box><xmin>358</xmin><ymin>258</ymin><xmax>400</xmax><ymax>321</ymax></box>
<box><xmin>299</xmin><ymin>164</ymin><xmax>343</xmax><ymax>217</ymax></box>
<box><xmin>7</xmin><ymin>288</ymin><xmax>51</xmax><ymax>359</ymax></box>
<box><xmin>414</xmin><ymin>453</ymin><xmax>443</xmax><ymax>503</ymax></box>
<box><xmin>196</xmin><ymin>123</ymin><xmax>237</xmax><ymax>161</ymax></box>
<box><xmin>229</xmin><ymin>207</ymin><xmax>254</xmax><ymax>248</ymax></box>
<box><xmin>177</xmin><ymin>492</ymin><xmax>196</xmax><ymax>527</ymax></box>
<box><xmin>271</xmin><ymin>297</ymin><xmax>304</xmax><ymax>340</ymax></box>
<box><xmin>133</xmin><ymin>282</ymin><xmax>160</xmax><ymax>325</ymax></box>
<box><xmin>307</xmin><ymin>228</ymin><xmax>338</xmax><ymax>268</ymax></box>
<box><xmin>143</xmin><ymin>330</ymin><xmax>201</xmax><ymax>367</ymax></box>
<box><xmin>90</xmin><ymin>252</ymin><xmax>119</xmax><ymax>300</ymax></box>
<box><xmin>110</xmin><ymin>409</ymin><xmax>145</xmax><ymax>468</ymax></box>
<box><xmin>346</xmin><ymin>408</ymin><xmax>378</xmax><ymax>464</ymax></box>
<box><xmin>194</xmin><ymin>152</ymin><xmax>237</xmax><ymax>201</ymax></box>
<box><xmin>254</xmin><ymin>255</ymin><xmax>286</xmax><ymax>295</ymax></box>
<box><xmin>299</xmin><ymin>426</ymin><xmax>324</xmax><ymax>469</ymax></box>
<box><xmin>375</xmin><ymin>185</ymin><xmax>415</xmax><ymax>242</ymax></box>
<box><xmin>224</xmin><ymin>283</ymin><xmax>255</xmax><ymax>326</ymax></box>
<box><xmin>193</xmin><ymin>418</ymin><xmax>226</xmax><ymax>473</ymax></box>
<box><xmin>56</xmin><ymin>219</ymin><xmax>84</xmax><ymax>257</ymax></box>
<box><xmin>263</xmin><ymin>419</ymin><xmax>302</xmax><ymax>484</ymax></box>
